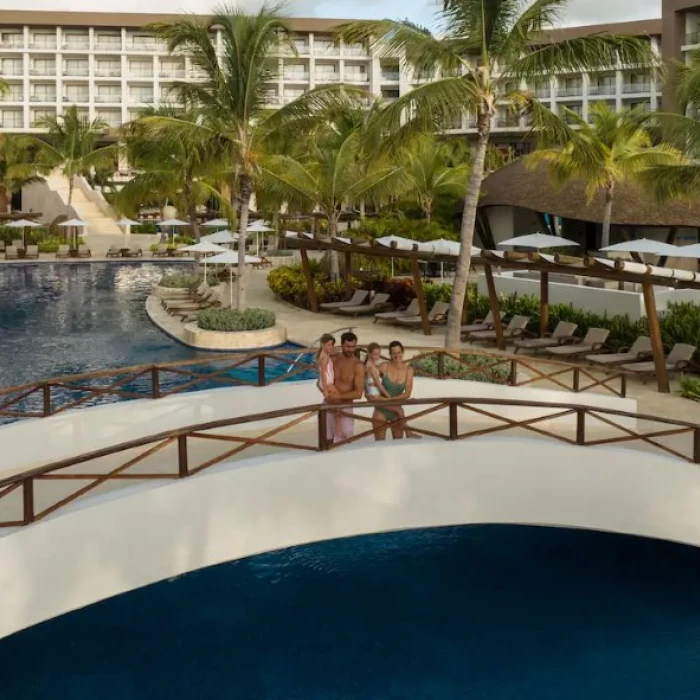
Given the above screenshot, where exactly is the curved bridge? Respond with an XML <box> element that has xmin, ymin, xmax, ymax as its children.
<box><xmin>0</xmin><ymin>378</ymin><xmax>698</xmax><ymax>640</ymax></box>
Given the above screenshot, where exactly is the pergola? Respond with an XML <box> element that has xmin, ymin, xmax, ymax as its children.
<box><xmin>285</xmin><ymin>233</ymin><xmax>700</xmax><ymax>393</ymax></box>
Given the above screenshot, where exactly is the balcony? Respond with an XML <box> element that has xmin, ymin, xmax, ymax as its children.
<box><xmin>30</xmin><ymin>94</ymin><xmax>56</xmax><ymax>103</ymax></box>
<box><xmin>314</xmin><ymin>42</ymin><xmax>339</xmax><ymax>56</ymax></box>
<box><xmin>128</xmin><ymin>41</ymin><xmax>158</xmax><ymax>52</ymax></box>
<box><xmin>344</xmin><ymin>45</ymin><xmax>367</xmax><ymax>56</ymax></box>
<box><xmin>159</xmin><ymin>70</ymin><xmax>186</xmax><ymax>79</ymax></box>
<box><xmin>315</xmin><ymin>73</ymin><xmax>340</xmax><ymax>83</ymax></box>
<box><xmin>63</xmin><ymin>67</ymin><xmax>89</xmax><ymax>77</ymax></box>
<box><xmin>588</xmin><ymin>84</ymin><xmax>616</xmax><ymax>96</ymax></box>
<box><xmin>0</xmin><ymin>37</ymin><xmax>24</xmax><ymax>49</ymax></box>
<box><xmin>95</xmin><ymin>39</ymin><xmax>121</xmax><ymax>51</ymax></box>
<box><xmin>95</xmin><ymin>67</ymin><xmax>122</xmax><ymax>78</ymax></box>
<box><xmin>556</xmin><ymin>86</ymin><xmax>582</xmax><ymax>97</ymax></box>
<box><xmin>622</xmin><ymin>82</ymin><xmax>651</xmax><ymax>94</ymax></box>
<box><xmin>30</xmin><ymin>66</ymin><xmax>56</xmax><ymax>76</ymax></box>
<box><xmin>0</xmin><ymin>92</ymin><xmax>22</xmax><ymax>102</ymax></box>
<box><xmin>283</xmin><ymin>72</ymin><xmax>309</xmax><ymax>82</ymax></box>
<box><xmin>2</xmin><ymin>66</ymin><xmax>24</xmax><ymax>76</ymax></box>
<box><xmin>128</xmin><ymin>94</ymin><xmax>154</xmax><ymax>104</ymax></box>
<box><xmin>381</xmin><ymin>72</ymin><xmax>400</xmax><ymax>82</ymax></box>
<box><xmin>64</xmin><ymin>94</ymin><xmax>89</xmax><ymax>104</ymax></box>
<box><xmin>0</xmin><ymin>116</ymin><xmax>24</xmax><ymax>128</ymax></box>
<box><xmin>29</xmin><ymin>39</ymin><xmax>57</xmax><ymax>50</ymax></box>
<box><xmin>496</xmin><ymin>118</ymin><xmax>521</xmax><ymax>128</ymax></box>
<box><xmin>345</xmin><ymin>73</ymin><xmax>369</xmax><ymax>84</ymax></box>
<box><xmin>95</xmin><ymin>94</ymin><xmax>121</xmax><ymax>103</ymax></box>
<box><xmin>63</xmin><ymin>39</ymin><xmax>90</xmax><ymax>50</ymax></box>
<box><xmin>128</xmin><ymin>69</ymin><xmax>155</xmax><ymax>78</ymax></box>
<box><xmin>531</xmin><ymin>88</ymin><xmax>551</xmax><ymax>99</ymax></box>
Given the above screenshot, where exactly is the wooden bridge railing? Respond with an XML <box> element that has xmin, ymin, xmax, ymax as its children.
<box><xmin>0</xmin><ymin>346</ymin><xmax>630</xmax><ymax>421</ymax></box>
<box><xmin>0</xmin><ymin>396</ymin><xmax>697</xmax><ymax>528</ymax></box>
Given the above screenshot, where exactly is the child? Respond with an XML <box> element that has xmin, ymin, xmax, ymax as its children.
<box><xmin>365</xmin><ymin>342</ymin><xmax>390</xmax><ymax>401</ymax></box>
<box><xmin>317</xmin><ymin>333</ymin><xmax>342</xmax><ymax>441</ymax></box>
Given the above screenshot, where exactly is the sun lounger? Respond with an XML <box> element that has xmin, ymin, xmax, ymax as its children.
<box><xmin>77</xmin><ymin>245</ymin><xmax>92</xmax><ymax>258</ymax></box>
<box><xmin>460</xmin><ymin>310</ymin><xmax>504</xmax><ymax>338</ymax></box>
<box><xmin>106</xmin><ymin>245</ymin><xmax>121</xmax><ymax>258</ymax></box>
<box><xmin>128</xmin><ymin>246</ymin><xmax>143</xmax><ymax>257</ymax></box>
<box><xmin>619</xmin><ymin>343</ymin><xmax>696</xmax><ymax>375</ymax></box>
<box><xmin>252</xmin><ymin>256</ymin><xmax>273</xmax><ymax>270</ymax></box>
<box><xmin>11</xmin><ymin>239</ymin><xmax>22</xmax><ymax>249</ymax></box>
<box><xmin>24</xmin><ymin>245</ymin><xmax>39</xmax><ymax>259</ymax></box>
<box><xmin>56</xmin><ymin>245</ymin><xmax>70</xmax><ymax>259</ymax></box>
<box><xmin>336</xmin><ymin>293</ymin><xmax>392</xmax><ymax>316</ymax></box>
<box><xmin>546</xmin><ymin>328</ymin><xmax>610</xmax><ymax>358</ymax></box>
<box><xmin>586</xmin><ymin>336</ymin><xmax>653</xmax><ymax>366</ymax></box>
<box><xmin>5</xmin><ymin>246</ymin><xmax>18</xmax><ymax>260</ymax></box>
<box><xmin>0</xmin><ymin>241</ymin><xmax>5</xmax><ymax>253</ymax></box>
<box><xmin>163</xmin><ymin>287</ymin><xmax>219</xmax><ymax>313</ymax></box>
<box><xmin>513</xmin><ymin>321</ymin><xmax>578</xmax><ymax>354</ymax></box>
<box><xmin>170</xmin><ymin>292</ymin><xmax>223</xmax><ymax>318</ymax></box>
<box><xmin>152</xmin><ymin>244</ymin><xmax>170</xmax><ymax>257</ymax></box>
<box><xmin>374</xmin><ymin>299</ymin><xmax>419</xmax><ymax>324</ymax></box>
<box><xmin>393</xmin><ymin>301</ymin><xmax>450</xmax><ymax>327</ymax></box>
<box><xmin>469</xmin><ymin>315</ymin><xmax>531</xmax><ymax>344</ymax></box>
<box><xmin>319</xmin><ymin>290</ymin><xmax>369</xmax><ymax>311</ymax></box>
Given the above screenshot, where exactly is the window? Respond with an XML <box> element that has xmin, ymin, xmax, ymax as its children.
<box><xmin>1</xmin><ymin>84</ymin><xmax>22</xmax><ymax>101</ymax></box>
<box><xmin>95</xmin><ymin>33</ymin><xmax>121</xmax><ymax>49</ymax></box>
<box><xmin>129</xmin><ymin>35</ymin><xmax>156</xmax><ymax>50</ymax></box>
<box><xmin>96</xmin><ymin>85</ymin><xmax>122</xmax><ymax>102</ymax></box>
<box><xmin>129</xmin><ymin>86</ymin><xmax>154</xmax><ymax>103</ymax></box>
<box><xmin>1</xmin><ymin>59</ymin><xmax>23</xmax><ymax>76</ymax></box>
<box><xmin>96</xmin><ymin>60</ymin><xmax>121</xmax><ymax>77</ymax></box>
<box><xmin>1</xmin><ymin>32</ymin><xmax>23</xmax><ymax>48</ymax></box>
<box><xmin>96</xmin><ymin>110</ymin><xmax>122</xmax><ymax>128</ymax></box>
<box><xmin>31</xmin><ymin>83</ymin><xmax>57</xmax><ymax>102</ymax></box>
<box><xmin>344</xmin><ymin>66</ymin><xmax>367</xmax><ymax>82</ymax></box>
<box><xmin>129</xmin><ymin>60</ymin><xmax>153</xmax><ymax>77</ymax></box>
<box><xmin>64</xmin><ymin>59</ymin><xmax>88</xmax><ymax>76</ymax></box>
<box><xmin>64</xmin><ymin>85</ymin><xmax>89</xmax><ymax>103</ymax></box>
<box><xmin>31</xmin><ymin>108</ymin><xmax>56</xmax><ymax>126</ymax></box>
<box><xmin>1</xmin><ymin>109</ymin><xmax>24</xmax><ymax>128</ymax></box>
<box><xmin>31</xmin><ymin>59</ymin><xmax>56</xmax><ymax>76</ymax></box>
<box><xmin>31</xmin><ymin>32</ymin><xmax>57</xmax><ymax>49</ymax></box>
<box><xmin>63</xmin><ymin>33</ymin><xmax>89</xmax><ymax>49</ymax></box>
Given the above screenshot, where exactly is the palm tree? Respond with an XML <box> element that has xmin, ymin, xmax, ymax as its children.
<box><xmin>23</xmin><ymin>105</ymin><xmax>119</xmax><ymax>215</ymax></box>
<box><xmin>400</xmin><ymin>134</ymin><xmax>469</xmax><ymax>221</ymax></box>
<box><xmin>260</xmin><ymin>105</ymin><xmax>405</xmax><ymax>277</ymax></box>
<box><xmin>0</xmin><ymin>135</ymin><xmax>45</xmax><ymax>213</ymax></box>
<box><xmin>118</xmin><ymin>107</ymin><xmax>232</xmax><ymax>242</ymax></box>
<box><xmin>528</xmin><ymin>102</ymin><xmax>682</xmax><ymax>248</ymax></box>
<box><xmin>146</xmin><ymin>3</ymin><xmax>350</xmax><ymax>309</ymax></box>
<box><xmin>341</xmin><ymin>0</ymin><xmax>657</xmax><ymax>347</ymax></box>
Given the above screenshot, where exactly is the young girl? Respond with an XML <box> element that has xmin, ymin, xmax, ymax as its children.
<box><xmin>317</xmin><ymin>333</ymin><xmax>342</xmax><ymax>441</ymax></box>
<box><xmin>365</xmin><ymin>342</ymin><xmax>390</xmax><ymax>401</ymax></box>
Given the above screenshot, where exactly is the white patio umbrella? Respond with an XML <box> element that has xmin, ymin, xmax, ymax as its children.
<box><xmin>246</xmin><ymin>220</ymin><xmax>274</xmax><ymax>254</ymax></box>
<box><xmin>600</xmin><ymin>238</ymin><xmax>681</xmax><ymax>256</ymax></box>
<box><xmin>157</xmin><ymin>218</ymin><xmax>189</xmax><ymax>245</ymax></box>
<box><xmin>58</xmin><ymin>218</ymin><xmax>88</xmax><ymax>248</ymax></box>
<box><xmin>498</xmin><ymin>232</ymin><xmax>579</xmax><ymax>249</ymax></box>
<box><xmin>375</xmin><ymin>235</ymin><xmax>422</xmax><ymax>277</ymax></box>
<box><xmin>671</xmin><ymin>243</ymin><xmax>700</xmax><ymax>258</ymax></box>
<box><xmin>180</xmin><ymin>241</ymin><xmax>227</xmax><ymax>281</ymax></box>
<box><xmin>201</xmin><ymin>230</ymin><xmax>239</xmax><ymax>245</ymax></box>
<box><xmin>7</xmin><ymin>218</ymin><xmax>42</xmax><ymax>248</ymax></box>
<box><xmin>115</xmin><ymin>217</ymin><xmax>140</xmax><ymax>244</ymax></box>
<box><xmin>421</xmin><ymin>239</ymin><xmax>482</xmax><ymax>279</ymax></box>
<box><xmin>202</xmin><ymin>218</ymin><xmax>230</xmax><ymax>228</ymax></box>
<box><xmin>207</xmin><ymin>249</ymin><xmax>262</xmax><ymax>306</ymax></box>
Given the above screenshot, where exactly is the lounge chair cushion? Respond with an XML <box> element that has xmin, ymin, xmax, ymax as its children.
<box><xmin>319</xmin><ymin>290</ymin><xmax>368</xmax><ymax>310</ymax></box>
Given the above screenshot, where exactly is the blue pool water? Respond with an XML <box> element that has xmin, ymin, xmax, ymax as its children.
<box><xmin>3</xmin><ymin>525</ymin><xmax>700</xmax><ymax>699</ymax></box>
<box><xmin>0</xmin><ymin>263</ymin><xmax>311</xmax><ymax>410</ymax></box>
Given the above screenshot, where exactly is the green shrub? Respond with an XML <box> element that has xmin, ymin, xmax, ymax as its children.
<box><xmin>411</xmin><ymin>353</ymin><xmax>510</xmax><ymax>384</ymax></box>
<box><xmin>159</xmin><ymin>274</ymin><xmax>203</xmax><ymax>289</ymax></box>
<box><xmin>131</xmin><ymin>223</ymin><xmax>158</xmax><ymax>234</ymax></box>
<box><xmin>679</xmin><ymin>374</ymin><xmax>700</xmax><ymax>401</ymax></box>
<box><xmin>268</xmin><ymin>263</ymin><xmax>350</xmax><ymax>309</ymax></box>
<box><xmin>197</xmin><ymin>307</ymin><xmax>276</xmax><ymax>332</ymax></box>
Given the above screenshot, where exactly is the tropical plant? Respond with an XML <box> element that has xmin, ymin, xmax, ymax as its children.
<box><xmin>118</xmin><ymin>106</ymin><xmax>231</xmax><ymax>242</ymax></box>
<box><xmin>146</xmin><ymin>3</ymin><xmax>350</xmax><ymax>309</ymax></box>
<box><xmin>0</xmin><ymin>135</ymin><xmax>45</xmax><ymax>213</ymax></box>
<box><xmin>528</xmin><ymin>102</ymin><xmax>682</xmax><ymax>248</ymax></box>
<box><xmin>261</xmin><ymin>103</ymin><xmax>405</xmax><ymax>277</ymax></box>
<box><xmin>341</xmin><ymin>0</ymin><xmax>657</xmax><ymax>347</ymax></box>
<box><xmin>399</xmin><ymin>134</ymin><xmax>468</xmax><ymax>221</ymax></box>
<box><xmin>22</xmin><ymin>105</ymin><xmax>119</xmax><ymax>214</ymax></box>
<box><xmin>196</xmin><ymin>307</ymin><xmax>276</xmax><ymax>332</ymax></box>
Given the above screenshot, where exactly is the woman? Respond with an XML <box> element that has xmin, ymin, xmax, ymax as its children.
<box><xmin>371</xmin><ymin>340</ymin><xmax>415</xmax><ymax>441</ymax></box>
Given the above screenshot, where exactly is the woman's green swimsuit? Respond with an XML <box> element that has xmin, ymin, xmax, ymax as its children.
<box><xmin>378</xmin><ymin>373</ymin><xmax>406</xmax><ymax>421</ymax></box>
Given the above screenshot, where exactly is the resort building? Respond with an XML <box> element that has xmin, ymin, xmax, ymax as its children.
<box><xmin>0</xmin><ymin>10</ymin><xmax>664</xmax><ymax>149</ymax></box>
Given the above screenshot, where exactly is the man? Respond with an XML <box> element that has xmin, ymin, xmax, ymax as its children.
<box><xmin>326</xmin><ymin>331</ymin><xmax>365</xmax><ymax>443</ymax></box>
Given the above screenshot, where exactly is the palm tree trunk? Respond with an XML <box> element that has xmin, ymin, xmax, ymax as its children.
<box><xmin>67</xmin><ymin>176</ymin><xmax>75</xmax><ymax>247</ymax></box>
<box><xmin>601</xmin><ymin>183</ymin><xmax>614</xmax><ymax>249</ymax></box>
<box><xmin>328</xmin><ymin>214</ymin><xmax>340</xmax><ymax>280</ymax></box>
<box><xmin>359</xmin><ymin>199</ymin><xmax>366</xmax><ymax>220</ymax></box>
<box><xmin>236</xmin><ymin>173</ymin><xmax>252</xmax><ymax>310</ymax></box>
<box><xmin>445</xmin><ymin>118</ymin><xmax>491</xmax><ymax>348</ymax></box>
<box><xmin>425</xmin><ymin>198</ymin><xmax>432</xmax><ymax>223</ymax></box>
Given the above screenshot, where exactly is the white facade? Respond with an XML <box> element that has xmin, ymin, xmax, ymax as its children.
<box><xmin>0</xmin><ymin>19</ymin><xmax>662</xmax><ymax>136</ymax></box>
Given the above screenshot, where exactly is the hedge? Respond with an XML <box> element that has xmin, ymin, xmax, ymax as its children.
<box><xmin>196</xmin><ymin>307</ymin><xmax>276</xmax><ymax>332</ymax></box>
<box><xmin>411</xmin><ymin>353</ymin><xmax>510</xmax><ymax>384</ymax></box>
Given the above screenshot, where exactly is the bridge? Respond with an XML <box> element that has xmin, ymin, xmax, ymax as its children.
<box><xmin>0</xmin><ymin>349</ymin><xmax>698</xmax><ymax>641</ymax></box>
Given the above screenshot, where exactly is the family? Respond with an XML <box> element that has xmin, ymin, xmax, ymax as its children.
<box><xmin>317</xmin><ymin>331</ymin><xmax>418</xmax><ymax>442</ymax></box>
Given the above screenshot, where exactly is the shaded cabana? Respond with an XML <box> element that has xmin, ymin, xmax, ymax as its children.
<box><xmin>285</xmin><ymin>232</ymin><xmax>700</xmax><ymax>393</ymax></box>
<box><xmin>476</xmin><ymin>160</ymin><xmax>700</xmax><ymax>250</ymax></box>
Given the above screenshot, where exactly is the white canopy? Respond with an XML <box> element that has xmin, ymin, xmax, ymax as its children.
<box><xmin>247</xmin><ymin>220</ymin><xmax>273</xmax><ymax>232</ymax></box>
<box><xmin>201</xmin><ymin>230</ymin><xmax>239</xmax><ymax>244</ymax></box>
<box><xmin>158</xmin><ymin>218</ymin><xmax>189</xmax><ymax>227</ymax></box>
<box><xmin>375</xmin><ymin>235</ymin><xmax>423</xmax><ymax>251</ymax></box>
<box><xmin>672</xmin><ymin>243</ymin><xmax>700</xmax><ymax>258</ymax></box>
<box><xmin>601</xmin><ymin>238</ymin><xmax>681</xmax><ymax>256</ymax></box>
<box><xmin>498</xmin><ymin>233</ymin><xmax>579</xmax><ymax>249</ymax></box>
<box><xmin>207</xmin><ymin>251</ymin><xmax>261</xmax><ymax>265</ymax></box>
<box><xmin>58</xmin><ymin>218</ymin><xmax>88</xmax><ymax>227</ymax></box>
<box><xmin>7</xmin><ymin>219</ymin><xmax>42</xmax><ymax>228</ymax></box>
<box><xmin>202</xmin><ymin>218</ymin><xmax>229</xmax><ymax>228</ymax></box>
<box><xmin>180</xmin><ymin>241</ymin><xmax>227</xmax><ymax>253</ymax></box>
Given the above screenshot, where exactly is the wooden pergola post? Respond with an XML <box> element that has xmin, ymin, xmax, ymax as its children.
<box><xmin>411</xmin><ymin>255</ymin><xmax>431</xmax><ymax>336</ymax></box>
<box><xmin>483</xmin><ymin>264</ymin><xmax>505</xmax><ymax>350</ymax></box>
<box><xmin>344</xmin><ymin>251</ymin><xmax>353</xmax><ymax>294</ymax></box>
<box><xmin>540</xmin><ymin>271</ymin><xmax>549</xmax><ymax>336</ymax></box>
<box><xmin>642</xmin><ymin>282</ymin><xmax>669</xmax><ymax>393</ymax></box>
<box><xmin>299</xmin><ymin>247</ymin><xmax>319</xmax><ymax>313</ymax></box>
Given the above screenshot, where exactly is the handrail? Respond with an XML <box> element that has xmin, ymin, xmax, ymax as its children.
<box><xmin>285</xmin><ymin>326</ymin><xmax>357</xmax><ymax>373</ymax></box>
<box><xmin>0</xmin><ymin>345</ymin><xmax>631</xmax><ymax>421</ymax></box>
<box><xmin>0</xmin><ymin>395</ymin><xmax>698</xmax><ymax>528</ymax></box>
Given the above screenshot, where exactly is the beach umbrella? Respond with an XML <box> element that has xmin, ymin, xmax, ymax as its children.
<box><xmin>58</xmin><ymin>218</ymin><xmax>88</xmax><ymax>248</ymax></box>
<box><xmin>201</xmin><ymin>230</ymin><xmax>239</xmax><ymax>245</ymax></box>
<box><xmin>115</xmin><ymin>217</ymin><xmax>140</xmax><ymax>245</ymax></box>
<box><xmin>157</xmin><ymin>218</ymin><xmax>189</xmax><ymax>244</ymax></box>
<box><xmin>7</xmin><ymin>218</ymin><xmax>42</xmax><ymax>248</ymax></box>
<box><xmin>600</xmin><ymin>239</ymin><xmax>681</xmax><ymax>256</ymax></box>
<box><xmin>180</xmin><ymin>241</ymin><xmax>227</xmax><ymax>281</ymax></box>
<box><xmin>672</xmin><ymin>243</ymin><xmax>700</xmax><ymax>258</ymax></box>
<box><xmin>498</xmin><ymin>232</ymin><xmax>579</xmax><ymax>249</ymax></box>
<box><xmin>375</xmin><ymin>235</ymin><xmax>423</xmax><ymax>277</ymax></box>
<box><xmin>202</xmin><ymin>218</ymin><xmax>230</xmax><ymax>228</ymax></box>
<box><xmin>246</xmin><ymin>220</ymin><xmax>274</xmax><ymax>254</ymax></box>
<box><xmin>207</xmin><ymin>249</ymin><xmax>262</xmax><ymax>306</ymax></box>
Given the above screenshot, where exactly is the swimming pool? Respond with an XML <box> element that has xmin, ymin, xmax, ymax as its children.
<box><xmin>0</xmin><ymin>263</ymin><xmax>311</xmax><ymax>412</ymax></box>
<box><xmin>4</xmin><ymin>524</ymin><xmax>700</xmax><ymax>699</ymax></box>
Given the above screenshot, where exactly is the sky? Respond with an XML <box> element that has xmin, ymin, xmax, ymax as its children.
<box><xmin>0</xmin><ymin>0</ymin><xmax>661</xmax><ymax>28</ymax></box>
